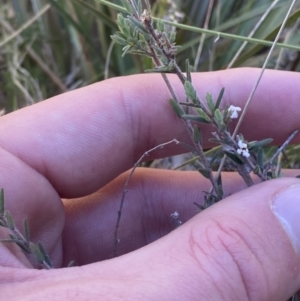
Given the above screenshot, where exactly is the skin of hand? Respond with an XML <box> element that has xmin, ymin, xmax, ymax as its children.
<box><xmin>1</xmin><ymin>68</ymin><xmax>300</xmax><ymax>300</ymax></box>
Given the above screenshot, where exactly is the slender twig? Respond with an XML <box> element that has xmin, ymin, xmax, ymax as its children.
<box><xmin>263</xmin><ymin>129</ymin><xmax>298</xmax><ymax>178</ymax></box>
<box><xmin>209</xmin><ymin>0</ymin><xmax>221</xmax><ymax>71</ymax></box>
<box><xmin>128</xmin><ymin>0</ymin><xmax>140</xmax><ymax>19</ymax></box>
<box><xmin>0</xmin><ymin>217</ymin><xmax>52</xmax><ymax>269</ymax></box>
<box><xmin>0</xmin><ymin>4</ymin><xmax>51</xmax><ymax>48</ymax></box>
<box><xmin>0</xmin><ymin>227</ymin><xmax>31</xmax><ymax>253</ymax></box>
<box><xmin>227</xmin><ymin>0</ymin><xmax>281</xmax><ymax>69</ymax></box>
<box><xmin>96</xmin><ymin>0</ymin><xmax>300</xmax><ymax>52</ymax></box>
<box><xmin>275</xmin><ymin>17</ymin><xmax>300</xmax><ymax>70</ymax></box>
<box><xmin>104</xmin><ymin>40</ymin><xmax>115</xmax><ymax>79</ymax></box>
<box><xmin>194</xmin><ymin>0</ymin><xmax>215</xmax><ymax>71</ymax></box>
<box><xmin>233</xmin><ymin>0</ymin><xmax>297</xmax><ymax>138</ymax></box>
<box><xmin>211</xmin><ymin>0</ymin><xmax>297</xmax><ymax>192</ymax></box>
<box><xmin>139</xmin><ymin>8</ymin><xmax>218</xmax><ymax>193</ymax></box>
<box><xmin>0</xmin><ymin>16</ymin><xmax>68</xmax><ymax>93</ymax></box>
<box><xmin>237</xmin><ymin>165</ymin><xmax>254</xmax><ymax>186</ymax></box>
<box><xmin>114</xmin><ymin>139</ymin><xmax>180</xmax><ymax>256</ymax></box>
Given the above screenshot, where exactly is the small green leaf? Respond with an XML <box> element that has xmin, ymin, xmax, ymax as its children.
<box><xmin>169</xmin><ymin>99</ymin><xmax>184</xmax><ymax>117</ymax></box>
<box><xmin>271</xmin><ymin>169</ymin><xmax>278</xmax><ymax>179</ymax></box>
<box><xmin>206</xmin><ymin>93</ymin><xmax>215</xmax><ymax>114</ymax></box>
<box><xmin>198</xmin><ymin>168</ymin><xmax>211</xmax><ymax>179</ymax></box>
<box><xmin>214</xmin><ymin>109</ymin><xmax>226</xmax><ymax>132</ymax></box>
<box><xmin>156</xmin><ymin>19</ymin><xmax>165</xmax><ymax>32</ymax></box>
<box><xmin>137</xmin><ymin>0</ymin><xmax>143</xmax><ymax>15</ymax></box>
<box><xmin>38</xmin><ymin>243</ymin><xmax>53</xmax><ymax>268</ymax></box>
<box><xmin>0</xmin><ymin>237</ymin><xmax>18</xmax><ymax>244</ymax></box>
<box><xmin>257</xmin><ymin>148</ymin><xmax>264</xmax><ymax>169</ymax></box>
<box><xmin>122</xmin><ymin>45</ymin><xmax>133</xmax><ymax>56</ymax></box>
<box><xmin>128</xmin><ymin>16</ymin><xmax>148</xmax><ymax>34</ymax></box>
<box><xmin>248</xmin><ymin>138</ymin><xmax>273</xmax><ymax>151</ymax></box>
<box><xmin>194</xmin><ymin>201</ymin><xmax>205</xmax><ymax>211</ymax></box>
<box><xmin>0</xmin><ymin>189</ymin><xmax>4</xmax><ymax>215</ymax></box>
<box><xmin>193</xmin><ymin>125</ymin><xmax>202</xmax><ymax>144</ymax></box>
<box><xmin>138</xmin><ymin>31</ymin><xmax>151</xmax><ymax>42</ymax></box>
<box><xmin>195</xmin><ymin>108</ymin><xmax>211</xmax><ymax>123</ymax></box>
<box><xmin>10</xmin><ymin>235</ymin><xmax>31</xmax><ymax>254</ymax></box>
<box><xmin>145</xmin><ymin>63</ymin><xmax>174</xmax><ymax>73</ymax></box>
<box><xmin>17</xmin><ymin>243</ymin><xmax>31</xmax><ymax>254</ymax></box>
<box><xmin>184</xmin><ymin>60</ymin><xmax>191</xmax><ymax>114</ymax></box>
<box><xmin>186</xmin><ymin>59</ymin><xmax>191</xmax><ymax>83</ymax></box>
<box><xmin>111</xmin><ymin>34</ymin><xmax>128</xmax><ymax>46</ymax></box>
<box><xmin>8</xmin><ymin>234</ymin><xmax>17</xmax><ymax>240</ymax></box>
<box><xmin>127</xmin><ymin>37</ymin><xmax>138</xmax><ymax>44</ymax></box>
<box><xmin>224</xmin><ymin>150</ymin><xmax>243</xmax><ymax>165</ymax></box>
<box><xmin>204</xmin><ymin>193</ymin><xmax>218</xmax><ymax>205</ymax></box>
<box><xmin>30</xmin><ymin>243</ymin><xmax>44</xmax><ymax>264</ymax></box>
<box><xmin>216</xmin><ymin>175</ymin><xmax>223</xmax><ymax>199</ymax></box>
<box><xmin>118</xmin><ymin>18</ymin><xmax>130</xmax><ymax>37</ymax></box>
<box><xmin>167</xmin><ymin>60</ymin><xmax>175</xmax><ymax>72</ymax></box>
<box><xmin>254</xmin><ymin>165</ymin><xmax>262</xmax><ymax>176</ymax></box>
<box><xmin>117</xmin><ymin>13</ymin><xmax>125</xmax><ymax>29</ymax></box>
<box><xmin>217</xmin><ymin>174</ymin><xmax>222</xmax><ymax>186</ymax></box>
<box><xmin>24</xmin><ymin>218</ymin><xmax>30</xmax><ymax>243</ymax></box>
<box><xmin>222</xmin><ymin>104</ymin><xmax>232</xmax><ymax>122</ymax></box>
<box><xmin>275</xmin><ymin>165</ymin><xmax>282</xmax><ymax>178</ymax></box>
<box><xmin>120</xmin><ymin>0</ymin><xmax>134</xmax><ymax>14</ymax></box>
<box><xmin>214</xmin><ymin>108</ymin><xmax>223</xmax><ymax>124</ymax></box>
<box><xmin>209</xmin><ymin>138</ymin><xmax>223</xmax><ymax>144</ymax></box>
<box><xmin>184</xmin><ymin>80</ymin><xmax>200</xmax><ymax>105</ymax></box>
<box><xmin>169</xmin><ymin>31</ymin><xmax>177</xmax><ymax>43</ymax></box>
<box><xmin>215</xmin><ymin>87</ymin><xmax>225</xmax><ymax>110</ymax></box>
<box><xmin>182</xmin><ymin>114</ymin><xmax>211</xmax><ymax>124</ymax></box>
<box><xmin>209</xmin><ymin>149</ymin><xmax>222</xmax><ymax>166</ymax></box>
<box><xmin>4</xmin><ymin>210</ymin><xmax>15</xmax><ymax>230</ymax></box>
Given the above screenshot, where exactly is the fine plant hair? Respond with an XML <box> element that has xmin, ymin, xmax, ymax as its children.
<box><xmin>111</xmin><ymin>0</ymin><xmax>299</xmax><ymax>255</ymax></box>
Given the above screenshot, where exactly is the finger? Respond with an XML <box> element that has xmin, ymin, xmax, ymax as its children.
<box><xmin>7</xmin><ymin>177</ymin><xmax>300</xmax><ymax>301</ymax></box>
<box><xmin>0</xmin><ymin>147</ymin><xmax>64</xmax><ymax>268</ymax></box>
<box><xmin>61</xmin><ymin>168</ymin><xmax>300</xmax><ymax>266</ymax></box>
<box><xmin>0</xmin><ymin>69</ymin><xmax>299</xmax><ymax>198</ymax></box>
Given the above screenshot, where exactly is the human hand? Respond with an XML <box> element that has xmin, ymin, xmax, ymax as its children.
<box><xmin>1</xmin><ymin>68</ymin><xmax>300</xmax><ymax>300</ymax></box>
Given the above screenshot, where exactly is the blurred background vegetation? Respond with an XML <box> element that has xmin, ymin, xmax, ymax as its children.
<box><xmin>0</xmin><ymin>0</ymin><xmax>299</xmax><ymax>112</ymax></box>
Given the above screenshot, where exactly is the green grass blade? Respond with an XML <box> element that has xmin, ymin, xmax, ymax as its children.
<box><xmin>72</xmin><ymin>0</ymin><xmax>118</xmax><ymax>30</ymax></box>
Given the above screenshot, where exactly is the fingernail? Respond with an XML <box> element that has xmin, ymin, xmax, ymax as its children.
<box><xmin>272</xmin><ymin>184</ymin><xmax>300</xmax><ymax>253</ymax></box>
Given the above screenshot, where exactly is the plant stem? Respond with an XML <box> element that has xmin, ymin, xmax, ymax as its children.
<box><xmin>263</xmin><ymin>129</ymin><xmax>298</xmax><ymax>179</ymax></box>
<box><xmin>114</xmin><ymin>139</ymin><xmax>179</xmax><ymax>257</ymax></box>
<box><xmin>141</xmin><ymin>9</ymin><xmax>219</xmax><ymax>194</ymax></box>
<box><xmin>211</xmin><ymin>0</ymin><xmax>297</xmax><ymax>192</ymax></box>
<box><xmin>96</xmin><ymin>0</ymin><xmax>300</xmax><ymax>52</ymax></box>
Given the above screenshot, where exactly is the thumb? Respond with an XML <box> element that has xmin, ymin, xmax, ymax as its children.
<box><xmin>106</xmin><ymin>177</ymin><xmax>300</xmax><ymax>301</ymax></box>
<box><xmin>11</xmin><ymin>178</ymin><xmax>300</xmax><ymax>301</ymax></box>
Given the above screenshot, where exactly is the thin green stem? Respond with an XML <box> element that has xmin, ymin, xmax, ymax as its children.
<box><xmin>211</xmin><ymin>0</ymin><xmax>297</xmax><ymax>192</ymax></box>
<box><xmin>95</xmin><ymin>0</ymin><xmax>300</xmax><ymax>52</ymax></box>
<box><xmin>194</xmin><ymin>0</ymin><xmax>215</xmax><ymax>71</ymax></box>
<box><xmin>227</xmin><ymin>0</ymin><xmax>281</xmax><ymax>69</ymax></box>
<box><xmin>233</xmin><ymin>0</ymin><xmax>297</xmax><ymax>139</ymax></box>
<box><xmin>114</xmin><ymin>139</ymin><xmax>180</xmax><ymax>256</ymax></box>
<box><xmin>0</xmin><ymin>4</ymin><xmax>51</xmax><ymax>49</ymax></box>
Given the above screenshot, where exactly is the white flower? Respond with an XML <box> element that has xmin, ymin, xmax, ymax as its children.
<box><xmin>170</xmin><ymin>211</ymin><xmax>179</xmax><ymax>219</ymax></box>
<box><xmin>237</xmin><ymin>140</ymin><xmax>250</xmax><ymax>158</ymax></box>
<box><xmin>228</xmin><ymin>105</ymin><xmax>242</xmax><ymax>119</ymax></box>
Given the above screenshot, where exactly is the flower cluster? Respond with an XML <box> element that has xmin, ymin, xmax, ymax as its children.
<box><xmin>237</xmin><ymin>140</ymin><xmax>250</xmax><ymax>158</ymax></box>
<box><xmin>228</xmin><ymin>105</ymin><xmax>242</xmax><ymax>119</ymax></box>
